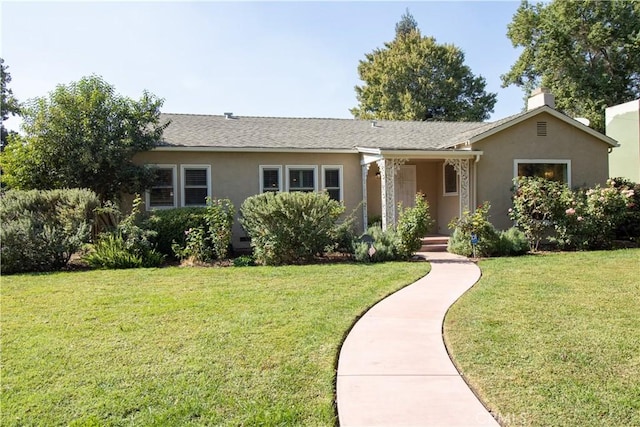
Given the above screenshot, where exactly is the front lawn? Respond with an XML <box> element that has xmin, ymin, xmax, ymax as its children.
<box><xmin>1</xmin><ymin>262</ymin><xmax>429</xmax><ymax>426</ymax></box>
<box><xmin>444</xmin><ymin>249</ymin><xmax>640</xmax><ymax>426</ymax></box>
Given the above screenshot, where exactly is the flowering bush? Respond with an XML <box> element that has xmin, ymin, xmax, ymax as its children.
<box><xmin>510</xmin><ymin>177</ymin><xmax>635</xmax><ymax>251</ymax></box>
<box><xmin>396</xmin><ymin>193</ymin><xmax>434</xmax><ymax>257</ymax></box>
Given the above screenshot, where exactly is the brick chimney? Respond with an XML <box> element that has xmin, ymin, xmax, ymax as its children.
<box><xmin>527</xmin><ymin>87</ymin><xmax>555</xmax><ymax>111</ymax></box>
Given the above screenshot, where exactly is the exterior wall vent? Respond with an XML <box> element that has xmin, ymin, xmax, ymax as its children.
<box><xmin>537</xmin><ymin>121</ymin><xmax>548</xmax><ymax>136</ymax></box>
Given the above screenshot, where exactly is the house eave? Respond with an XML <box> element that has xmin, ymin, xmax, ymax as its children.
<box><xmin>153</xmin><ymin>145</ymin><xmax>358</xmax><ymax>154</ymax></box>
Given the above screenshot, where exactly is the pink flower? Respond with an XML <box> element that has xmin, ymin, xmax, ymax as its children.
<box><xmin>565</xmin><ymin>208</ymin><xmax>576</xmax><ymax>216</ymax></box>
<box><xmin>577</xmin><ymin>216</ymin><xmax>584</xmax><ymax>221</ymax></box>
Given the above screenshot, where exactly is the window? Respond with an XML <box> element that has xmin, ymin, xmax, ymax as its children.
<box><xmin>514</xmin><ymin>159</ymin><xmax>571</xmax><ymax>186</ymax></box>
<box><xmin>147</xmin><ymin>165</ymin><xmax>177</xmax><ymax>209</ymax></box>
<box><xmin>260</xmin><ymin>165</ymin><xmax>282</xmax><ymax>193</ymax></box>
<box><xmin>286</xmin><ymin>166</ymin><xmax>317</xmax><ymax>192</ymax></box>
<box><xmin>181</xmin><ymin>165</ymin><xmax>211</xmax><ymax>206</ymax></box>
<box><xmin>322</xmin><ymin>165</ymin><xmax>343</xmax><ymax>201</ymax></box>
<box><xmin>443</xmin><ymin>163</ymin><xmax>458</xmax><ymax>195</ymax></box>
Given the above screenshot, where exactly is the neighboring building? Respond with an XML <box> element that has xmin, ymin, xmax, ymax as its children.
<box><xmin>606</xmin><ymin>99</ymin><xmax>640</xmax><ymax>182</ymax></box>
<box><xmin>134</xmin><ymin>90</ymin><xmax>617</xmax><ymax>250</ymax></box>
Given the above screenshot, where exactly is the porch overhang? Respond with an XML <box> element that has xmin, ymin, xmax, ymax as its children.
<box><xmin>356</xmin><ymin>147</ymin><xmax>483</xmax><ymax>165</ymax></box>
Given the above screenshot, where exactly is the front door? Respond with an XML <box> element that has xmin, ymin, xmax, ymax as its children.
<box><xmin>395</xmin><ymin>165</ymin><xmax>416</xmax><ymax>211</ymax></box>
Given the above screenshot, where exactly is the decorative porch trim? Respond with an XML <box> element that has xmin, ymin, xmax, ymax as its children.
<box><xmin>377</xmin><ymin>158</ymin><xmax>407</xmax><ymax>230</ymax></box>
<box><xmin>445</xmin><ymin>158</ymin><xmax>471</xmax><ymax>217</ymax></box>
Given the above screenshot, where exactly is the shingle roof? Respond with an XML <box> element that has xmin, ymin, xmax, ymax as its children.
<box><xmin>158</xmin><ymin>113</ymin><xmax>495</xmax><ymax>151</ymax></box>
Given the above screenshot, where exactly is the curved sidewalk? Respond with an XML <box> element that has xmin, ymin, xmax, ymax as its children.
<box><xmin>336</xmin><ymin>251</ymin><xmax>499</xmax><ymax>426</ymax></box>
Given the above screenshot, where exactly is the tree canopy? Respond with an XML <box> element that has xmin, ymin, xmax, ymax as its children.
<box><xmin>502</xmin><ymin>0</ymin><xmax>640</xmax><ymax>132</ymax></box>
<box><xmin>0</xmin><ymin>75</ymin><xmax>167</xmax><ymax>201</ymax></box>
<box><xmin>1</xmin><ymin>58</ymin><xmax>21</xmax><ymax>148</ymax></box>
<box><xmin>351</xmin><ymin>11</ymin><xmax>497</xmax><ymax>122</ymax></box>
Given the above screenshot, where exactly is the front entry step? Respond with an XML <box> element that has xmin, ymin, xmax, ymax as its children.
<box><xmin>419</xmin><ymin>236</ymin><xmax>449</xmax><ymax>252</ymax></box>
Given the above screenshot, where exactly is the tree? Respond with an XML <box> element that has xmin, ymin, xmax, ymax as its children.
<box><xmin>0</xmin><ymin>75</ymin><xmax>168</xmax><ymax>201</ymax></box>
<box><xmin>351</xmin><ymin>11</ymin><xmax>497</xmax><ymax>122</ymax></box>
<box><xmin>502</xmin><ymin>0</ymin><xmax>640</xmax><ymax>132</ymax></box>
<box><xmin>1</xmin><ymin>58</ymin><xmax>21</xmax><ymax>149</ymax></box>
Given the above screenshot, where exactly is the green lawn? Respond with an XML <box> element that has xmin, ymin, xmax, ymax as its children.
<box><xmin>444</xmin><ymin>249</ymin><xmax>640</xmax><ymax>427</ymax></box>
<box><xmin>1</xmin><ymin>262</ymin><xmax>429</xmax><ymax>426</ymax></box>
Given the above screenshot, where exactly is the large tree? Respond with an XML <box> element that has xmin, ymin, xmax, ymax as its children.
<box><xmin>1</xmin><ymin>58</ymin><xmax>21</xmax><ymax>149</ymax></box>
<box><xmin>0</xmin><ymin>75</ymin><xmax>167</xmax><ymax>201</ymax></box>
<box><xmin>351</xmin><ymin>11</ymin><xmax>497</xmax><ymax>122</ymax></box>
<box><xmin>502</xmin><ymin>0</ymin><xmax>640</xmax><ymax>132</ymax></box>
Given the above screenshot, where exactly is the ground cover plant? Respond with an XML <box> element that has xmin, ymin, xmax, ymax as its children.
<box><xmin>1</xmin><ymin>262</ymin><xmax>429</xmax><ymax>426</ymax></box>
<box><xmin>444</xmin><ymin>249</ymin><xmax>640</xmax><ymax>426</ymax></box>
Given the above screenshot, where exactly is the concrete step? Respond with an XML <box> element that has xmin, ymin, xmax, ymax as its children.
<box><xmin>419</xmin><ymin>236</ymin><xmax>449</xmax><ymax>252</ymax></box>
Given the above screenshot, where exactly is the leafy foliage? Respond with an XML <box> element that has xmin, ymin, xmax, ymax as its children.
<box><xmin>502</xmin><ymin>0</ymin><xmax>640</xmax><ymax>131</ymax></box>
<box><xmin>1</xmin><ymin>58</ymin><xmax>21</xmax><ymax>148</ymax></box>
<box><xmin>351</xmin><ymin>12</ymin><xmax>496</xmax><ymax>121</ymax></box>
<box><xmin>396</xmin><ymin>193</ymin><xmax>434</xmax><ymax>257</ymax></box>
<box><xmin>510</xmin><ymin>177</ymin><xmax>635</xmax><ymax>250</ymax></box>
<box><xmin>448</xmin><ymin>202</ymin><xmax>501</xmax><ymax>257</ymax></box>
<box><xmin>0</xmin><ymin>75</ymin><xmax>167</xmax><ymax>201</ymax></box>
<box><xmin>353</xmin><ymin>226</ymin><xmax>403</xmax><ymax>263</ymax></box>
<box><xmin>170</xmin><ymin>198</ymin><xmax>235</xmax><ymax>263</ymax></box>
<box><xmin>85</xmin><ymin>196</ymin><xmax>164</xmax><ymax>269</ymax></box>
<box><xmin>0</xmin><ymin>188</ymin><xmax>99</xmax><ymax>274</ymax></box>
<box><xmin>143</xmin><ymin>207</ymin><xmax>208</xmax><ymax>257</ymax></box>
<box><xmin>239</xmin><ymin>192</ymin><xmax>344</xmax><ymax>265</ymax></box>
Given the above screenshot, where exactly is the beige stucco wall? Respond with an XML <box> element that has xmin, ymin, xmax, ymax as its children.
<box><xmin>133</xmin><ymin>150</ymin><xmax>363</xmax><ymax>249</ymax></box>
<box><xmin>474</xmin><ymin>112</ymin><xmax>610</xmax><ymax>231</ymax></box>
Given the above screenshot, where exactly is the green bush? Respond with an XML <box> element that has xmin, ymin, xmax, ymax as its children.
<box><xmin>0</xmin><ymin>188</ymin><xmax>100</xmax><ymax>274</ymax></box>
<box><xmin>233</xmin><ymin>255</ymin><xmax>256</xmax><ymax>267</ymax></box>
<box><xmin>170</xmin><ymin>198</ymin><xmax>235</xmax><ymax>263</ymax></box>
<box><xmin>611</xmin><ymin>178</ymin><xmax>640</xmax><ymax>242</ymax></box>
<box><xmin>239</xmin><ymin>192</ymin><xmax>344</xmax><ymax>265</ymax></box>
<box><xmin>353</xmin><ymin>226</ymin><xmax>403</xmax><ymax>263</ymax></box>
<box><xmin>497</xmin><ymin>227</ymin><xmax>529</xmax><ymax>256</ymax></box>
<box><xmin>144</xmin><ymin>207</ymin><xmax>208</xmax><ymax>257</ymax></box>
<box><xmin>448</xmin><ymin>202</ymin><xmax>500</xmax><ymax>257</ymax></box>
<box><xmin>85</xmin><ymin>196</ymin><xmax>164</xmax><ymax>269</ymax></box>
<box><xmin>397</xmin><ymin>193</ymin><xmax>434</xmax><ymax>257</ymax></box>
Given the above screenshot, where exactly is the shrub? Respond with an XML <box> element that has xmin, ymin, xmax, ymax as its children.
<box><xmin>396</xmin><ymin>193</ymin><xmax>434</xmax><ymax>258</ymax></box>
<box><xmin>497</xmin><ymin>227</ymin><xmax>529</xmax><ymax>256</ymax></box>
<box><xmin>169</xmin><ymin>198</ymin><xmax>235</xmax><ymax>263</ymax></box>
<box><xmin>448</xmin><ymin>201</ymin><xmax>500</xmax><ymax>257</ymax></box>
<box><xmin>233</xmin><ymin>255</ymin><xmax>256</xmax><ymax>267</ymax></box>
<box><xmin>85</xmin><ymin>196</ymin><xmax>164</xmax><ymax>269</ymax></box>
<box><xmin>611</xmin><ymin>178</ymin><xmax>640</xmax><ymax>241</ymax></box>
<box><xmin>144</xmin><ymin>207</ymin><xmax>208</xmax><ymax>257</ymax></box>
<box><xmin>353</xmin><ymin>226</ymin><xmax>403</xmax><ymax>263</ymax></box>
<box><xmin>0</xmin><ymin>188</ymin><xmax>100</xmax><ymax>274</ymax></box>
<box><xmin>239</xmin><ymin>192</ymin><xmax>344</xmax><ymax>265</ymax></box>
<box><xmin>509</xmin><ymin>176</ymin><xmax>569</xmax><ymax>251</ymax></box>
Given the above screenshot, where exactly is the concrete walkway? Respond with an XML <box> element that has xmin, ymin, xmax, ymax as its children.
<box><xmin>336</xmin><ymin>251</ymin><xmax>499</xmax><ymax>426</ymax></box>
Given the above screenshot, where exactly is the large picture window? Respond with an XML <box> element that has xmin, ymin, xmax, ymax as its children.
<box><xmin>322</xmin><ymin>165</ymin><xmax>343</xmax><ymax>201</ymax></box>
<box><xmin>260</xmin><ymin>165</ymin><xmax>282</xmax><ymax>193</ymax></box>
<box><xmin>515</xmin><ymin>159</ymin><xmax>571</xmax><ymax>186</ymax></box>
<box><xmin>181</xmin><ymin>165</ymin><xmax>211</xmax><ymax>206</ymax></box>
<box><xmin>147</xmin><ymin>165</ymin><xmax>177</xmax><ymax>209</ymax></box>
<box><xmin>286</xmin><ymin>166</ymin><xmax>317</xmax><ymax>192</ymax></box>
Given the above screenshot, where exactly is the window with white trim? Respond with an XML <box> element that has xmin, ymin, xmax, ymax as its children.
<box><xmin>147</xmin><ymin>165</ymin><xmax>177</xmax><ymax>209</ymax></box>
<box><xmin>260</xmin><ymin>165</ymin><xmax>282</xmax><ymax>193</ymax></box>
<box><xmin>515</xmin><ymin>159</ymin><xmax>571</xmax><ymax>186</ymax></box>
<box><xmin>443</xmin><ymin>163</ymin><xmax>458</xmax><ymax>195</ymax></box>
<box><xmin>286</xmin><ymin>166</ymin><xmax>317</xmax><ymax>192</ymax></box>
<box><xmin>181</xmin><ymin>165</ymin><xmax>211</xmax><ymax>206</ymax></box>
<box><xmin>322</xmin><ymin>165</ymin><xmax>343</xmax><ymax>201</ymax></box>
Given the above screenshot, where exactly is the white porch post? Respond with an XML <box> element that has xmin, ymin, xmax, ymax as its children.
<box><xmin>377</xmin><ymin>158</ymin><xmax>406</xmax><ymax>230</ymax></box>
<box><xmin>446</xmin><ymin>158</ymin><xmax>471</xmax><ymax>216</ymax></box>
<box><xmin>361</xmin><ymin>163</ymin><xmax>369</xmax><ymax>230</ymax></box>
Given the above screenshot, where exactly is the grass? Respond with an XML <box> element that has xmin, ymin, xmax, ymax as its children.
<box><xmin>444</xmin><ymin>249</ymin><xmax>640</xmax><ymax>427</ymax></box>
<box><xmin>1</xmin><ymin>262</ymin><xmax>429</xmax><ymax>426</ymax></box>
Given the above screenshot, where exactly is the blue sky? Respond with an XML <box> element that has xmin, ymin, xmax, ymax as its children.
<box><xmin>1</xmin><ymin>1</ymin><xmax>525</xmax><ymax>132</ymax></box>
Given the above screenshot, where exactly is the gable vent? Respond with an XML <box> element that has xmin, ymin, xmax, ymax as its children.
<box><xmin>537</xmin><ymin>121</ymin><xmax>547</xmax><ymax>136</ymax></box>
